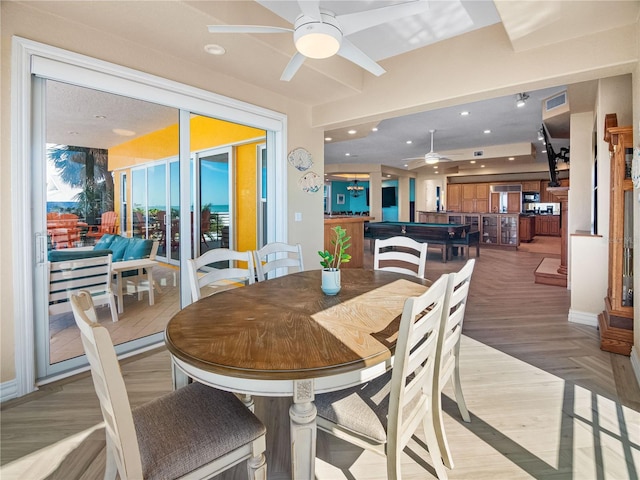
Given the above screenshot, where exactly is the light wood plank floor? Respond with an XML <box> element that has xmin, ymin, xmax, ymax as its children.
<box><xmin>2</xmin><ymin>246</ymin><xmax>639</xmax><ymax>479</ymax></box>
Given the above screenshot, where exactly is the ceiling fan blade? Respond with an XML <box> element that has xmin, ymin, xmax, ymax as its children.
<box><xmin>280</xmin><ymin>52</ymin><xmax>306</xmax><ymax>81</ymax></box>
<box><xmin>337</xmin><ymin>38</ymin><xmax>385</xmax><ymax>77</ymax></box>
<box><xmin>338</xmin><ymin>0</ymin><xmax>429</xmax><ymax>36</ymax></box>
<box><xmin>207</xmin><ymin>25</ymin><xmax>292</xmax><ymax>34</ymax></box>
<box><xmin>297</xmin><ymin>0</ymin><xmax>321</xmax><ymax>20</ymax></box>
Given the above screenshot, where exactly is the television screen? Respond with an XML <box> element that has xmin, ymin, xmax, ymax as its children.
<box><xmin>382</xmin><ymin>187</ymin><xmax>397</xmax><ymax>207</ymax></box>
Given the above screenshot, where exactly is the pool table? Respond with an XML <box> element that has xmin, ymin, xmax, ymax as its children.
<box><xmin>364</xmin><ymin>221</ymin><xmax>475</xmax><ymax>262</ymax></box>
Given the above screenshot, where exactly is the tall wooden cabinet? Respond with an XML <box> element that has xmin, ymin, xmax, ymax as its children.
<box><xmin>462</xmin><ymin>183</ymin><xmax>489</xmax><ymax>212</ymax></box>
<box><xmin>598</xmin><ymin>125</ymin><xmax>634</xmax><ymax>355</ymax></box>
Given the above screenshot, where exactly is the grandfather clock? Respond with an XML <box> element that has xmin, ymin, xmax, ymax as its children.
<box><xmin>598</xmin><ymin>122</ymin><xmax>634</xmax><ymax>355</ymax></box>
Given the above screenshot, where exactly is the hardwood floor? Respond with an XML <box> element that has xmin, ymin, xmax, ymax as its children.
<box><xmin>2</xmin><ymin>246</ymin><xmax>639</xmax><ymax>479</ymax></box>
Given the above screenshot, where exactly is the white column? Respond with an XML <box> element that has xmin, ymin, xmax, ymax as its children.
<box><xmin>397</xmin><ymin>176</ymin><xmax>411</xmax><ymax>222</ymax></box>
<box><xmin>369</xmin><ymin>171</ymin><xmax>383</xmax><ymax>222</ymax></box>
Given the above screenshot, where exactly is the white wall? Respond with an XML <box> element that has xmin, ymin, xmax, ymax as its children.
<box><xmin>569</xmin><ymin>235</ymin><xmax>608</xmax><ymax>326</ymax></box>
<box><xmin>416</xmin><ymin>175</ymin><xmax>447</xmax><ymax>212</ymax></box>
<box><xmin>568</xmin><ymin>112</ymin><xmax>596</xmax><ymax>233</ymax></box>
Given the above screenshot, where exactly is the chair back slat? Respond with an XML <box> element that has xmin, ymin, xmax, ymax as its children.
<box><xmin>374</xmin><ymin>236</ymin><xmax>428</xmax><ymax>278</ymax></box>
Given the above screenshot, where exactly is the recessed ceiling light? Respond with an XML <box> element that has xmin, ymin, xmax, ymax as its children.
<box><xmin>404</xmin><ymin>164</ymin><xmax>408</xmax><ymax>167</ymax></box>
<box><xmin>113</xmin><ymin>128</ymin><xmax>136</xmax><ymax>136</ymax></box>
<box><xmin>481</xmin><ymin>165</ymin><xmax>485</xmax><ymax>168</ymax></box>
<box><xmin>542</xmin><ymin>150</ymin><xmax>547</xmax><ymax>153</ymax></box>
<box><xmin>470</xmin><ymin>160</ymin><xmax>476</xmax><ymax>164</ymax></box>
<box><xmin>386</xmin><ymin>174</ymin><xmax>391</xmax><ymax>177</ymax></box>
<box><xmin>508</xmin><ymin>157</ymin><xmax>515</xmax><ymax>161</ymax></box>
<box><xmin>460</xmin><ymin>111</ymin><xmax>470</xmax><ymax>116</ymax></box>
<box><xmin>325</xmin><ymin>137</ymin><xmax>332</xmax><ymax>141</ymax></box>
<box><xmin>484</xmin><ymin>129</ymin><xmax>491</xmax><ymax>134</ymax></box>
<box><xmin>348</xmin><ymin>129</ymin><xmax>357</xmax><ymax>135</ymax></box>
<box><xmin>345</xmin><ymin>153</ymin><xmax>351</xmax><ymax>156</ymax></box>
<box><xmin>204</xmin><ymin>44</ymin><xmax>226</xmax><ymax>55</ymax></box>
<box><xmin>94</xmin><ymin>115</ymin><xmax>106</xmax><ymax>119</ymax></box>
<box><xmin>372</xmin><ymin>127</ymin><xmax>378</xmax><ymax>132</ymax></box>
<box><xmin>406</xmin><ymin>140</ymin><xmax>412</xmax><ymax>144</ymax></box>
<box><xmin>433</xmin><ymin>165</ymin><xmax>438</xmax><ymax>169</ymax></box>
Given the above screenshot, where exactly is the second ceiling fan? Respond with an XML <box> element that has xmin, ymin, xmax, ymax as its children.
<box><xmin>207</xmin><ymin>0</ymin><xmax>428</xmax><ymax>81</ymax></box>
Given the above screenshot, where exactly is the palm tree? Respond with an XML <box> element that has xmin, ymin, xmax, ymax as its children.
<box><xmin>47</xmin><ymin>145</ymin><xmax>114</xmax><ymax>225</ymax></box>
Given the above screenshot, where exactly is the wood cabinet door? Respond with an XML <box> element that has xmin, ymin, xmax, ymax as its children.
<box><xmin>490</xmin><ymin>192</ymin><xmax>500</xmax><ymax>213</ymax></box>
<box><xmin>476</xmin><ymin>183</ymin><xmax>489</xmax><ymax>199</ymax></box>
<box><xmin>522</xmin><ymin>181</ymin><xmax>539</xmax><ymax>192</ymax></box>
<box><xmin>462</xmin><ymin>184</ymin><xmax>476</xmax><ymax>200</ymax></box>
<box><xmin>462</xmin><ymin>199</ymin><xmax>475</xmax><ymax>212</ymax></box>
<box><xmin>507</xmin><ymin>192</ymin><xmax>521</xmax><ymax>213</ymax></box>
<box><xmin>447</xmin><ymin>184</ymin><xmax>462</xmax><ymax>212</ymax></box>
<box><xmin>475</xmin><ymin>199</ymin><xmax>489</xmax><ymax>213</ymax></box>
<box><xmin>550</xmin><ymin>216</ymin><xmax>560</xmax><ymax>236</ymax></box>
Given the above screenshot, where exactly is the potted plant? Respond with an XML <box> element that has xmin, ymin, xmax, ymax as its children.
<box><xmin>318</xmin><ymin>225</ymin><xmax>351</xmax><ymax>295</ymax></box>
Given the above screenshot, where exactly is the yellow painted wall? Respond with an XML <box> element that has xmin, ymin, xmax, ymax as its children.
<box><xmin>108</xmin><ymin>116</ymin><xmax>264</xmax><ymax>243</ymax></box>
<box><xmin>236</xmin><ymin>143</ymin><xmax>260</xmax><ymax>252</ymax></box>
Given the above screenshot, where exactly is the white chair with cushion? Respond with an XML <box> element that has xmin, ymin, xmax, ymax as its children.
<box><xmin>187</xmin><ymin>248</ymin><xmax>255</xmax><ymax>302</ymax></box>
<box><xmin>70</xmin><ymin>290</ymin><xmax>267</xmax><ymax>480</ymax></box>
<box><xmin>314</xmin><ymin>274</ymin><xmax>450</xmax><ymax>480</ymax></box>
<box><xmin>373</xmin><ymin>236</ymin><xmax>428</xmax><ymax>278</ymax></box>
<box><xmin>254</xmin><ymin>242</ymin><xmax>304</xmax><ymax>281</ymax></box>
<box><xmin>433</xmin><ymin>258</ymin><xmax>475</xmax><ymax>469</ymax></box>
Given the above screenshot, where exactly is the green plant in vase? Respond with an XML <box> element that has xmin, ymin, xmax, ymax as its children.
<box><xmin>318</xmin><ymin>226</ymin><xmax>351</xmax><ymax>295</ymax></box>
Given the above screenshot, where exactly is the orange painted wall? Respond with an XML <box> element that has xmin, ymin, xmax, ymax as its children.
<box><xmin>109</xmin><ymin>116</ymin><xmax>264</xmax><ymax>246</ymax></box>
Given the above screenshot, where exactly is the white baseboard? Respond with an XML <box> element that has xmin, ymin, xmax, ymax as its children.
<box><xmin>568</xmin><ymin>309</ymin><xmax>599</xmax><ymax>327</ymax></box>
<box><xmin>1</xmin><ymin>379</ymin><xmax>18</xmax><ymax>403</ymax></box>
<box><xmin>631</xmin><ymin>347</ymin><xmax>640</xmax><ymax>388</ymax></box>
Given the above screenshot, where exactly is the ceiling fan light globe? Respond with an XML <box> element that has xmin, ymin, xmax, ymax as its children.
<box><xmin>294</xmin><ymin>23</ymin><xmax>342</xmax><ymax>59</ymax></box>
<box><xmin>425</xmin><ymin>157</ymin><xmax>439</xmax><ymax>165</ymax></box>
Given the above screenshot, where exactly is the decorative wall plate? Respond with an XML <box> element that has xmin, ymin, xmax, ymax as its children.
<box><xmin>288</xmin><ymin>147</ymin><xmax>313</xmax><ymax>171</ymax></box>
<box><xmin>298</xmin><ymin>171</ymin><xmax>323</xmax><ymax>193</ymax></box>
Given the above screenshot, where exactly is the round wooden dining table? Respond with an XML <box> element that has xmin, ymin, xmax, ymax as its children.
<box><xmin>165</xmin><ymin>268</ymin><xmax>430</xmax><ymax>480</ymax></box>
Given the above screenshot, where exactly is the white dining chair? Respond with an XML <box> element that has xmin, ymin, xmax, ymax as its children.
<box><xmin>433</xmin><ymin>258</ymin><xmax>475</xmax><ymax>469</ymax></box>
<box><xmin>373</xmin><ymin>236</ymin><xmax>428</xmax><ymax>278</ymax></box>
<box><xmin>314</xmin><ymin>274</ymin><xmax>450</xmax><ymax>480</ymax></box>
<box><xmin>69</xmin><ymin>290</ymin><xmax>267</xmax><ymax>480</ymax></box>
<box><xmin>254</xmin><ymin>241</ymin><xmax>304</xmax><ymax>281</ymax></box>
<box><xmin>187</xmin><ymin>248</ymin><xmax>255</xmax><ymax>302</ymax></box>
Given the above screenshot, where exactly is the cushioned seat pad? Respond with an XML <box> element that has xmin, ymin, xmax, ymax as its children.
<box><xmin>133</xmin><ymin>382</ymin><xmax>266</xmax><ymax>480</ymax></box>
<box><xmin>315</xmin><ymin>371</ymin><xmax>392</xmax><ymax>444</ymax></box>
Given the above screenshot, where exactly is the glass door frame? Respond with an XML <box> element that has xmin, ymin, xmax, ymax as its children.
<box><xmin>13</xmin><ymin>37</ymin><xmax>288</xmax><ymax>395</ymax></box>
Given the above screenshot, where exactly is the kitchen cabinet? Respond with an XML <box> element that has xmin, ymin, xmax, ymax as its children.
<box><xmin>519</xmin><ymin>216</ymin><xmax>535</xmax><ymax>242</ymax></box>
<box><xmin>522</xmin><ymin>181</ymin><xmax>540</xmax><ymax>192</ymax></box>
<box><xmin>507</xmin><ymin>192</ymin><xmax>521</xmax><ymax>213</ymax></box>
<box><xmin>417</xmin><ymin>211</ymin><xmax>447</xmax><ymax>223</ymax></box>
<box><xmin>480</xmin><ymin>214</ymin><xmax>519</xmax><ymax>248</ymax></box>
<box><xmin>534</xmin><ymin>215</ymin><xmax>560</xmax><ymax>236</ymax></box>
<box><xmin>461</xmin><ymin>183</ymin><xmax>489</xmax><ymax>213</ymax></box>
<box><xmin>599</xmin><ymin>124</ymin><xmax>633</xmax><ymax>355</ymax></box>
<box><xmin>447</xmin><ymin>213</ymin><xmax>480</xmax><ymax>232</ymax></box>
<box><xmin>447</xmin><ymin>184</ymin><xmax>462</xmax><ymax>212</ymax></box>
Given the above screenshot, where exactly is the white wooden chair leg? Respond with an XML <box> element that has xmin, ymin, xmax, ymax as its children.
<box><xmin>104</xmin><ymin>437</ymin><xmax>118</xmax><ymax>480</ymax></box>
<box><xmin>433</xmin><ymin>391</ymin><xmax>455</xmax><ymax>469</ymax></box>
<box><xmin>452</xmin><ymin>353</ymin><xmax>470</xmax><ymax>423</ymax></box>
<box><xmin>423</xmin><ymin>412</ymin><xmax>449</xmax><ymax>480</ymax></box>
<box><xmin>238</xmin><ymin>393</ymin><xmax>255</xmax><ymax>412</ymax></box>
<box><xmin>246</xmin><ymin>451</ymin><xmax>267</xmax><ymax>480</ymax></box>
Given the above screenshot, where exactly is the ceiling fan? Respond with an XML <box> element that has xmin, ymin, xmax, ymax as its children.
<box><xmin>406</xmin><ymin>129</ymin><xmax>459</xmax><ymax>164</ymax></box>
<box><xmin>207</xmin><ymin>0</ymin><xmax>428</xmax><ymax>81</ymax></box>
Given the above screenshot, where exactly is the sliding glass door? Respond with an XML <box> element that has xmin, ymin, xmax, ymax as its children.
<box><xmin>15</xmin><ymin>39</ymin><xmax>286</xmax><ymax>395</ymax></box>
